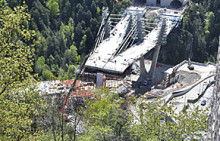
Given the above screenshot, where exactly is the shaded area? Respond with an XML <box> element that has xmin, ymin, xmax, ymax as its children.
<box><xmin>133</xmin><ymin>0</ymin><xmax>146</xmax><ymax>6</ymax></box>
<box><xmin>156</xmin><ymin>0</ymin><xmax>161</xmax><ymax>6</ymax></box>
<box><xmin>170</xmin><ymin>0</ymin><xmax>182</xmax><ymax>9</ymax></box>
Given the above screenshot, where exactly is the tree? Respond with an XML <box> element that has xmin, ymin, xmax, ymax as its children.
<box><xmin>57</xmin><ymin>68</ymin><xmax>68</xmax><ymax>80</ymax></box>
<box><xmin>79</xmin><ymin>35</ymin><xmax>87</xmax><ymax>53</ymax></box>
<box><xmin>78</xmin><ymin>90</ymin><xmax>209</xmax><ymax>141</ymax></box>
<box><xmin>42</xmin><ymin>69</ymin><xmax>55</xmax><ymax>80</ymax></box>
<box><xmin>78</xmin><ymin>89</ymin><xmax>130</xmax><ymax>141</ymax></box>
<box><xmin>47</xmin><ymin>0</ymin><xmax>60</xmax><ymax>18</ymax></box>
<box><xmin>60</xmin><ymin>18</ymin><xmax>75</xmax><ymax>48</ymax></box>
<box><xmin>127</xmin><ymin>96</ymin><xmax>209</xmax><ymax>140</ymax></box>
<box><xmin>67</xmin><ymin>65</ymin><xmax>76</xmax><ymax>79</ymax></box>
<box><xmin>0</xmin><ymin>6</ymin><xmax>43</xmax><ymax>140</ymax></box>
<box><xmin>35</xmin><ymin>56</ymin><xmax>47</xmax><ymax>75</ymax></box>
<box><xmin>30</xmin><ymin>0</ymin><xmax>49</xmax><ymax>31</ymax></box>
<box><xmin>63</xmin><ymin>44</ymin><xmax>80</xmax><ymax>66</ymax></box>
<box><xmin>204</xmin><ymin>12</ymin><xmax>215</xmax><ymax>35</ymax></box>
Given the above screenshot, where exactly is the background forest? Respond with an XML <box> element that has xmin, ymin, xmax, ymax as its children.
<box><xmin>1</xmin><ymin>0</ymin><xmax>220</xmax><ymax>79</ymax></box>
<box><xmin>159</xmin><ymin>0</ymin><xmax>220</xmax><ymax>64</ymax></box>
<box><xmin>1</xmin><ymin>0</ymin><xmax>131</xmax><ymax>80</ymax></box>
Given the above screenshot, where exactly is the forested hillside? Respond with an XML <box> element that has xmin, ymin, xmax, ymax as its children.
<box><xmin>159</xmin><ymin>0</ymin><xmax>220</xmax><ymax>64</ymax></box>
<box><xmin>2</xmin><ymin>0</ymin><xmax>131</xmax><ymax>80</ymax></box>
<box><xmin>2</xmin><ymin>0</ymin><xmax>220</xmax><ymax>79</ymax></box>
<box><xmin>0</xmin><ymin>1</ymin><xmax>219</xmax><ymax>140</ymax></box>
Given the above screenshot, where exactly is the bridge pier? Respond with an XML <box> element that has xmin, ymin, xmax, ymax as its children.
<box><xmin>140</xmin><ymin>56</ymin><xmax>148</xmax><ymax>77</ymax></box>
<box><xmin>147</xmin><ymin>18</ymin><xmax>167</xmax><ymax>84</ymax></box>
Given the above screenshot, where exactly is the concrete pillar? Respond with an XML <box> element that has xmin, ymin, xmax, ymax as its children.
<box><xmin>148</xmin><ymin>18</ymin><xmax>166</xmax><ymax>81</ymax></box>
<box><xmin>140</xmin><ymin>56</ymin><xmax>147</xmax><ymax>77</ymax></box>
<box><xmin>148</xmin><ymin>44</ymin><xmax>161</xmax><ymax>80</ymax></box>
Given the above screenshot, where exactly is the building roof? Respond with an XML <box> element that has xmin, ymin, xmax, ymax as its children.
<box><xmin>61</xmin><ymin>79</ymin><xmax>81</xmax><ymax>88</ymax></box>
<box><xmin>71</xmin><ymin>90</ymin><xmax>96</xmax><ymax>98</ymax></box>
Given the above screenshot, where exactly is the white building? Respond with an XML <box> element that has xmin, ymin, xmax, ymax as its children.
<box><xmin>146</xmin><ymin>0</ymin><xmax>188</xmax><ymax>8</ymax></box>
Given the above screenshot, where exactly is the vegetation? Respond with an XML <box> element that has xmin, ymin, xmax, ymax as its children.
<box><xmin>0</xmin><ymin>0</ymin><xmax>218</xmax><ymax>140</ymax></box>
<box><xmin>25</xmin><ymin>88</ymin><xmax>208</xmax><ymax>141</ymax></box>
<box><xmin>0</xmin><ymin>0</ymin><xmax>131</xmax><ymax>81</ymax></box>
<box><xmin>0</xmin><ymin>5</ymin><xmax>44</xmax><ymax>140</ymax></box>
<box><xmin>1</xmin><ymin>0</ymin><xmax>219</xmax><ymax>79</ymax></box>
<box><xmin>45</xmin><ymin>89</ymin><xmax>208</xmax><ymax>141</ymax></box>
<box><xmin>159</xmin><ymin>0</ymin><xmax>220</xmax><ymax>64</ymax></box>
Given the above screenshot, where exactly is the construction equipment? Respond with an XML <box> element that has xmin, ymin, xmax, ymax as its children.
<box><xmin>60</xmin><ymin>0</ymin><xmax>120</xmax><ymax>116</ymax></box>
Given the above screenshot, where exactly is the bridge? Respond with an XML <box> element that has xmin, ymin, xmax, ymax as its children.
<box><xmin>85</xmin><ymin>1</ymin><xmax>188</xmax><ymax>76</ymax></box>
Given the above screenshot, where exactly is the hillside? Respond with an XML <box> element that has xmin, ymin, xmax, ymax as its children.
<box><xmin>159</xmin><ymin>0</ymin><xmax>220</xmax><ymax>65</ymax></box>
<box><xmin>0</xmin><ymin>0</ymin><xmax>219</xmax><ymax>140</ymax></box>
<box><xmin>2</xmin><ymin>0</ymin><xmax>219</xmax><ymax>80</ymax></box>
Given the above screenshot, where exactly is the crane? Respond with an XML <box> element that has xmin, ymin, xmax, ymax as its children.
<box><xmin>59</xmin><ymin>0</ymin><xmax>120</xmax><ymax>121</ymax></box>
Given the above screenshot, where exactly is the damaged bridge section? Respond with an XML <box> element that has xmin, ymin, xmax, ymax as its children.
<box><xmin>85</xmin><ymin>5</ymin><xmax>185</xmax><ymax>74</ymax></box>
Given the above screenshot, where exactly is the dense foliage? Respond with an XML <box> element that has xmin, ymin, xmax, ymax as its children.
<box><xmin>37</xmin><ymin>89</ymin><xmax>209</xmax><ymax>140</ymax></box>
<box><xmin>0</xmin><ymin>5</ymin><xmax>44</xmax><ymax>140</ymax></box>
<box><xmin>159</xmin><ymin>0</ymin><xmax>220</xmax><ymax>64</ymax></box>
<box><xmin>2</xmin><ymin>0</ymin><xmax>131</xmax><ymax>80</ymax></box>
<box><xmin>0</xmin><ymin>0</ymin><xmax>217</xmax><ymax>140</ymax></box>
<box><xmin>2</xmin><ymin>0</ymin><xmax>219</xmax><ymax>79</ymax></box>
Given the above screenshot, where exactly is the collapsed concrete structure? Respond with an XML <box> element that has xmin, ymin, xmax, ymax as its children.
<box><xmin>85</xmin><ymin>6</ymin><xmax>184</xmax><ymax>74</ymax></box>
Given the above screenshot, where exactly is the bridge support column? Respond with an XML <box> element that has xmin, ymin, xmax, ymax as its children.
<box><xmin>140</xmin><ymin>56</ymin><xmax>148</xmax><ymax>77</ymax></box>
<box><xmin>148</xmin><ymin>18</ymin><xmax>166</xmax><ymax>83</ymax></box>
<box><xmin>148</xmin><ymin>44</ymin><xmax>161</xmax><ymax>81</ymax></box>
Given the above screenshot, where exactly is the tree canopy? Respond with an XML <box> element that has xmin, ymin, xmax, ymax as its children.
<box><xmin>0</xmin><ymin>5</ymin><xmax>44</xmax><ymax>140</ymax></box>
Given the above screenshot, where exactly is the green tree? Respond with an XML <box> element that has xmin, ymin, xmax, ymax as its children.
<box><xmin>78</xmin><ymin>89</ymin><xmax>130</xmax><ymax>141</ymax></box>
<box><xmin>78</xmin><ymin>90</ymin><xmax>209</xmax><ymax>141</ymax></box>
<box><xmin>128</xmin><ymin>96</ymin><xmax>209</xmax><ymax>140</ymax></box>
<box><xmin>204</xmin><ymin>12</ymin><xmax>215</xmax><ymax>35</ymax></box>
<box><xmin>0</xmin><ymin>6</ymin><xmax>43</xmax><ymax>140</ymax></box>
<box><xmin>30</xmin><ymin>0</ymin><xmax>49</xmax><ymax>31</ymax></box>
<box><xmin>63</xmin><ymin>44</ymin><xmax>80</xmax><ymax>67</ymax></box>
<box><xmin>35</xmin><ymin>56</ymin><xmax>47</xmax><ymax>75</ymax></box>
<box><xmin>60</xmin><ymin>18</ymin><xmax>74</xmax><ymax>48</ymax></box>
<box><xmin>67</xmin><ymin>65</ymin><xmax>76</xmax><ymax>79</ymax></box>
<box><xmin>57</xmin><ymin>68</ymin><xmax>68</xmax><ymax>80</ymax></box>
<box><xmin>79</xmin><ymin>34</ymin><xmax>87</xmax><ymax>53</ymax></box>
<box><xmin>35</xmin><ymin>32</ymin><xmax>48</xmax><ymax>57</ymax></box>
<box><xmin>47</xmin><ymin>0</ymin><xmax>60</xmax><ymax>17</ymax></box>
<box><xmin>42</xmin><ymin>69</ymin><xmax>55</xmax><ymax>81</ymax></box>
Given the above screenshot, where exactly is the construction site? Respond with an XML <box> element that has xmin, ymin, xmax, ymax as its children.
<box><xmin>37</xmin><ymin>0</ymin><xmax>217</xmax><ymax>133</ymax></box>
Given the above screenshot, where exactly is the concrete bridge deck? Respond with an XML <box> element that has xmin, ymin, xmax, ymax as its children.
<box><xmin>85</xmin><ymin>6</ymin><xmax>185</xmax><ymax>74</ymax></box>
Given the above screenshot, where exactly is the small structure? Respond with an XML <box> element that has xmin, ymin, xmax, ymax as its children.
<box><xmin>62</xmin><ymin>79</ymin><xmax>81</xmax><ymax>89</ymax></box>
<box><xmin>71</xmin><ymin>90</ymin><xmax>96</xmax><ymax>99</ymax></box>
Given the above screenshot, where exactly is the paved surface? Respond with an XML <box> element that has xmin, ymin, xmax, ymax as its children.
<box><xmin>85</xmin><ymin>15</ymin><xmax>131</xmax><ymax>69</ymax></box>
<box><xmin>170</xmin><ymin>76</ymin><xmax>214</xmax><ymax>114</ymax></box>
